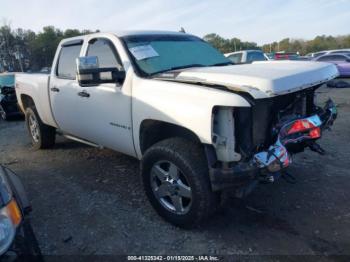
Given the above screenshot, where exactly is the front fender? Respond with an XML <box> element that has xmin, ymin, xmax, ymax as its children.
<box><xmin>132</xmin><ymin>77</ymin><xmax>251</xmax><ymax>158</ymax></box>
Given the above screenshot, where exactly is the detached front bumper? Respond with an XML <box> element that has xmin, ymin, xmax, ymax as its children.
<box><xmin>207</xmin><ymin>99</ymin><xmax>337</xmax><ymax>192</ymax></box>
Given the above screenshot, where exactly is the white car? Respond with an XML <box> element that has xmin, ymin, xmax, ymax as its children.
<box><xmin>306</xmin><ymin>49</ymin><xmax>350</xmax><ymax>59</ymax></box>
<box><xmin>15</xmin><ymin>31</ymin><xmax>338</xmax><ymax>227</ymax></box>
<box><xmin>224</xmin><ymin>50</ymin><xmax>267</xmax><ymax>64</ymax></box>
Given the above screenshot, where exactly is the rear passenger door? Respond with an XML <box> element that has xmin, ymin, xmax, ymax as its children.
<box><xmin>50</xmin><ymin>40</ymin><xmax>83</xmax><ymax>135</ymax></box>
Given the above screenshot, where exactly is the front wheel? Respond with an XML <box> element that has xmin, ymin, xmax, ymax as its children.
<box><xmin>141</xmin><ymin>138</ymin><xmax>219</xmax><ymax>228</ymax></box>
<box><xmin>25</xmin><ymin>107</ymin><xmax>56</xmax><ymax>150</ymax></box>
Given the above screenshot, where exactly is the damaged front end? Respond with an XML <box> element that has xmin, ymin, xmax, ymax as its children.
<box><xmin>208</xmin><ymin>85</ymin><xmax>337</xmax><ymax>195</ymax></box>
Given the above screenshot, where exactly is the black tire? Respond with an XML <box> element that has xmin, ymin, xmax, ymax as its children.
<box><xmin>25</xmin><ymin>107</ymin><xmax>56</xmax><ymax>150</ymax></box>
<box><xmin>141</xmin><ymin>137</ymin><xmax>219</xmax><ymax>228</ymax></box>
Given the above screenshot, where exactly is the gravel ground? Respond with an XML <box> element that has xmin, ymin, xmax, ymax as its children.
<box><xmin>0</xmin><ymin>84</ymin><xmax>349</xmax><ymax>258</ymax></box>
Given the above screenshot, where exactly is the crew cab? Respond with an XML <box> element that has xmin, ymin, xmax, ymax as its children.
<box><xmin>15</xmin><ymin>31</ymin><xmax>338</xmax><ymax>227</ymax></box>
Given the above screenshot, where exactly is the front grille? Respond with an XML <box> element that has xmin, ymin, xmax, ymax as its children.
<box><xmin>235</xmin><ymin>86</ymin><xmax>319</xmax><ymax>159</ymax></box>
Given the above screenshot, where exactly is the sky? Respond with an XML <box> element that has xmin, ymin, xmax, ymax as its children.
<box><xmin>1</xmin><ymin>0</ymin><xmax>350</xmax><ymax>45</ymax></box>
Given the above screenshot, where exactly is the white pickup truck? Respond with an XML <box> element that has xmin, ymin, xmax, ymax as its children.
<box><xmin>15</xmin><ymin>31</ymin><xmax>338</xmax><ymax>227</ymax></box>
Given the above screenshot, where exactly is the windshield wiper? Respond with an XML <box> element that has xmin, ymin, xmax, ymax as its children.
<box><xmin>151</xmin><ymin>64</ymin><xmax>208</xmax><ymax>76</ymax></box>
<box><xmin>150</xmin><ymin>62</ymin><xmax>233</xmax><ymax>76</ymax></box>
<box><xmin>211</xmin><ymin>61</ymin><xmax>234</xmax><ymax>66</ymax></box>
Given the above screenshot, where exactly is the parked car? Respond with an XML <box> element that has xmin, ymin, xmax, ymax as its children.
<box><xmin>15</xmin><ymin>31</ymin><xmax>338</xmax><ymax>227</ymax></box>
<box><xmin>274</xmin><ymin>52</ymin><xmax>300</xmax><ymax>60</ymax></box>
<box><xmin>0</xmin><ymin>73</ymin><xmax>23</xmax><ymax>120</ymax></box>
<box><xmin>0</xmin><ymin>165</ymin><xmax>42</xmax><ymax>260</ymax></box>
<box><xmin>295</xmin><ymin>56</ymin><xmax>311</xmax><ymax>61</ymax></box>
<box><xmin>225</xmin><ymin>50</ymin><xmax>267</xmax><ymax>63</ymax></box>
<box><xmin>314</xmin><ymin>54</ymin><xmax>350</xmax><ymax>77</ymax></box>
<box><xmin>306</xmin><ymin>49</ymin><xmax>350</xmax><ymax>59</ymax></box>
<box><xmin>264</xmin><ymin>53</ymin><xmax>274</xmax><ymax>60</ymax></box>
<box><xmin>306</xmin><ymin>51</ymin><xmax>327</xmax><ymax>59</ymax></box>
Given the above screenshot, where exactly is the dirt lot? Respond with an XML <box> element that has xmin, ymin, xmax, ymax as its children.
<box><xmin>0</xmin><ymin>84</ymin><xmax>349</xmax><ymax>258</ymax></box>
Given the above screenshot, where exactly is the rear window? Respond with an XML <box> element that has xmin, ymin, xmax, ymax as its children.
<box><xmin>56</xmin><ymin>44</ymin><xmax>82</xmax><ymax>79</ymax></box>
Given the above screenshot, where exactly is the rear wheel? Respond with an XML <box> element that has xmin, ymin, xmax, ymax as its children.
<box><xmin>141</xmin><ymin>137</ymin><xmax>219</xmax><ymax>228</ymax></box>
<box><xmin>25</xmin><ymin>107</ymin><xmax>56</xmax><ymax>150</ymax></box>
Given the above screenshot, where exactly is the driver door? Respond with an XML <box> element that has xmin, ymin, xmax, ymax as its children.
<box><xmin>73</xmin><ymin>37</ymin><xmax>135</xmax><ymax>156</ymax></box>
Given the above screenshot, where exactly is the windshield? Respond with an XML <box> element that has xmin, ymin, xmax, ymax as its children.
<box><xmin>122</xmin><ymin>34</ymin><xmax>231</xmax><ymax>76</ymax></box>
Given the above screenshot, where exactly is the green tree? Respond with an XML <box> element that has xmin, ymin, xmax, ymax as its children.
<box><xmin>203</xmin><ymin>33</ymin><xmax>259</xmax><ymax>53</ymax></box>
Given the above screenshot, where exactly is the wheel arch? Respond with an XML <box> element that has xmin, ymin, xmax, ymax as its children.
<box><xmin>19</xmin><ymin>93</ymin><xmax>57</xmax><ymax>128</ymax></box>
<box><xmin>20</xmin><ymin>94</ymin><xmax>35</xmax><ymax>111</ymax></box>
<box><xmin>139</xmin><ymin>119</ymin><xmax>203</xmax><ymax>155</ymax></box>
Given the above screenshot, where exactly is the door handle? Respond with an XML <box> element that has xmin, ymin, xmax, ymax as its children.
<box><xmin>78</xmin><ymin>90</ymin><xmax>90</xmax><ymax>98</ymax></box>
<box><xmin>50</xmin><ymin>87</ymin><xmax>60</xmax><ymax>92</ymax></box>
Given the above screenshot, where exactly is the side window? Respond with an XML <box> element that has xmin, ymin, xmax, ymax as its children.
<box><xmin>57</xmin><ymin>44</ymin><xmax>82</xmax><ymax>79</ymax></box>
<box><xmin>314</xmin><ymin>52</ymin><xmax>326</xmax><ymax>58</ymax></box>
<box><xmin>332</xmin><ymin>55</ymin><xmax>346</xmax><ymax>61</ymax></box>
<box><xmin>87</xmin><ymin>38</ymin><xmax>122</xmax><ymax>69</ymax></box>
<box><xmin>318</xmin><ymin>56</ymin><xmax>332</xmax><ymax>61</ymax></box>
<box><xmin>319</xmin><ymin>55</ymin><xmax>345</xmax><ymax>61</ymax></box>
<box><xmin>228</xmin><ymin>53</ymin><xmax>242</xmax><ymax>64</ymax></box>
<box><xmin>247</xmin><ymin>52</ymin><xmax>266</xmax><ymax>62</ymax></box>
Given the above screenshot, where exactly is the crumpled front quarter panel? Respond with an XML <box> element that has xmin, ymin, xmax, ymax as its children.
<box><xmin>131</xmin><ymin>77</ymin><xmax>250</xmax><ymax>158</ymax></box>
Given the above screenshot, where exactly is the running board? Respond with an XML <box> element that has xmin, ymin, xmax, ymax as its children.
<box><xmin>63</xmin><ymin>134</ymin><xmax>103</xmax><ymax>149</ymax></box>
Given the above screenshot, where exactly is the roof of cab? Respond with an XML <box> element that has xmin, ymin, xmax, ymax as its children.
<box><xmin>60</xmin><ymin>30</ymin><xmax>191</xmax><ymax>45</ymax></box>
<box><xmin>114</xmin><ymin>30</ymin><xmax>188</xmax><ymax>37</ymax></box>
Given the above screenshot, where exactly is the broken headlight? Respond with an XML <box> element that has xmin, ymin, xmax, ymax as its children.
<box><xmin>0</xmin><ymin>168</ymin><xmax>22</xmax><ymax>255</ymax></box>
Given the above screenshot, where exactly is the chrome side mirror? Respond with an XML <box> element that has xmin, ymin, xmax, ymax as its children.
<box><xmin>76</xmin><ymin>56</ymin><xmax>126</xmax><ymax>87</ymax></box>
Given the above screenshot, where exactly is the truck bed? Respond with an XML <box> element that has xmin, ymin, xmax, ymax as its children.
<box><xmin>15</xmin><ymin>73</ymin><xmax>57</xmax><ymax>128</ymax></box>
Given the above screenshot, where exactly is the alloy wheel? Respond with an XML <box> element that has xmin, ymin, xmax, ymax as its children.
<box><xmin>28</xmin><ymin>114</ymin><xmax>40</xmax><ymax>143</ymax></box>
<box><xmin>150</xmin><ymin>160</ymin><xmax>192</xmax><ymax>215</ymax></box>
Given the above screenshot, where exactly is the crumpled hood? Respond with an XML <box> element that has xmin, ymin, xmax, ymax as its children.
<box><xmin>155</xmin><ymin>61</ymin><xmax>339</xmax><ymax>99</ymax></box>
